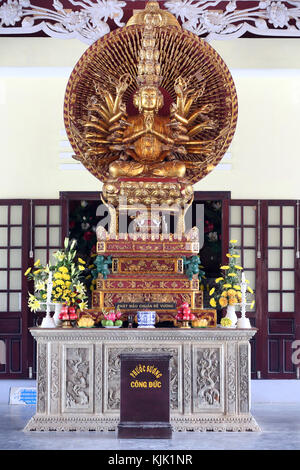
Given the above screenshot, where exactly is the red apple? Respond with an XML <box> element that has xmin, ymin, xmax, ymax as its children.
<box><xmin>68</xmin><ymin>306</ymin><xmax>76</xmax><ymax>315</ymax></box>
<box><xmin>183</xmin><ymin>308</ymin><xmax>191</xmax><ymax>315</ymax></box>
<box><xmin>190</xmin><ymin>314</ymin><xmax>195</xmax><ymax>321</ymax></box>
<box><xmin>181</xmin><ymin>302</ymin><xmax>189</xmax><ymax>308</ymax></box>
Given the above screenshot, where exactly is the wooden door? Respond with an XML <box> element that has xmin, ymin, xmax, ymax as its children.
<box><xmin>0</xmin><ymin>199</ymin><xmax>62</xmax><ymax>379</ymax></box>
<box><xmin>229</xmin><ymin>200</ymin><xmax>300</xmax><ymax>379</ymax></box>
<box><xmin>0</xmin><ymin>201</ymin><xmax>30</xmax><ymax>378</ymax></box>
<box><xmin>261</xmin><ymin>201</ymin><xmax>299</xmax><ymax>379</ymax></box>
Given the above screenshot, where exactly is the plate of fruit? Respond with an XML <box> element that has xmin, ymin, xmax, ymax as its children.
<box><xmin>101</xmin><ymin>309</ymin><xmax>123</xmax><ymax>328</ymax></box>
<box><xmin>77</xmin><ymin>315</ymin><xmax>95</xmax><ymax>328</ymax></box>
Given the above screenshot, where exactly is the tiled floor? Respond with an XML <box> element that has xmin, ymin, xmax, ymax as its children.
<box><xmin>0</xmin><ymin>403</ymin><xmax>299</xmax><ymax>450</ymax></box>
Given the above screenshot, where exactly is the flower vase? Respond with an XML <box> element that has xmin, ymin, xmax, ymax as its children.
<box><xmin>53</xmin><ymin>303</ymin><xmax>63</xmax><ymax>327</ymax></box>
<box><xmin>225</xmin><ymin>304</ymin><xmax>237</xmax><ymax>327</ymax></box>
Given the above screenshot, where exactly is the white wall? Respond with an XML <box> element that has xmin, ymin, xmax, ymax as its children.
<box><xmin>1</xmin><ymin>37</ymin><xmax>300</xmax><ymax>199</ymax></box>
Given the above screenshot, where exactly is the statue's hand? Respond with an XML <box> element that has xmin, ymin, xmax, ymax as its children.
<box><xmin>116</xmin><ymin>75</ymin><xmax>131</xmax><ymax>95</ymax></box>
<box><xmin>145</xmin><ymin>114</ymin><xmax>154</xmax><ymax>132</ymax></box>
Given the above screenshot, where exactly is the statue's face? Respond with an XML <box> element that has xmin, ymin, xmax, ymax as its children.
<box><xmin>140</xmin><ymin>87</ymin><xmax>160</xmax><ymax>111</ymax></box>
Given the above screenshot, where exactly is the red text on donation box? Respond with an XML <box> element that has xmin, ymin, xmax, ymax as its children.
<box><xmin>118</xmin><ymin>352</ymin><xmax>172</xmax><ymax>438</ymax></box>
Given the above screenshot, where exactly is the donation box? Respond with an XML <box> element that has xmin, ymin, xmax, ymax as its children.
<box><xmin>118</xmin><ymin>352</ymin><xmax>172</xmax><ymax>438</ymax></box>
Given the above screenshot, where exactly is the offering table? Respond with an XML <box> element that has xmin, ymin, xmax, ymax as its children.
<box><xmin>24</xmin><ymin>327</ymin><xmax>260</xmax><ymax>432</ymax></box>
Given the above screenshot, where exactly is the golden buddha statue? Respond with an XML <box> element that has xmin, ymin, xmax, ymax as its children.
<box><xmin>80</xmin><ymin>20</ymin><xmax>217</xmax><ymax>181</ymax></box>
<box><xmin>65</xmin><ymin>1</ymin><xmax>238</xmax><ymax>186</ymax></box>
<box><xmin>108</xmin><ymin>84</ymin><xmax>187</xmax><ymax>179</ymax></box>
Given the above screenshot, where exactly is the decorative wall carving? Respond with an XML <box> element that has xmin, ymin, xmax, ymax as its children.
<box><xmin>1</xmin><ymin>1</ymin><xmax>300</xmax><ymax>44</ymax></box>
<box><xmin>64</xmin><ymin>347</ymin><xmax>91</xmax><ymax>411</ymax></box>
<box><xmin>226</xmin><ymin>342</ymin><xmax>237</xmax><ymax>414</ymax></box>
<box><xmin>50</xmin><ymin>344</ymin><xmax>60</xmax><ymax>414</ymax></box>
<box><xmin>239</xmin><ymin>343</ymin><xmax>250</xmax><ymax>413</ymax></box>
<box><xmin>37</xmin><ymin>342</ymin><xmax>47</xmax><ymax>414</ymax></box>
<box><xmin>194</xmin><ymin>347</ymin><xmax>222</xmax><ymax>411</ymax></box>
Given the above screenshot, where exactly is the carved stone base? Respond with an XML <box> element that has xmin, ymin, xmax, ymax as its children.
<box><xmin>24</xmin><ymin>414</ymin><xmax>119</xmax><ymax>432</ymax></box>
<box><xmin>24</xmin><ymin>413</ymin><xmax>260</xmax><ymax>433</ymax></box>
<box><xmin>171</xmin><ymin>415</ymin><xmax>261</xmax><ymax>432</ymax></box>
<box><xmin>25</xmin><ymin>328</ymin><xmax>261</xmax><ymax>433</ymax></box>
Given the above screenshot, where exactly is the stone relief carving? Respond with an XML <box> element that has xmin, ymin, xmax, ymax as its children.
<box><xmin>239</xmin><ymin>344</ymin><xmax>250</xmax><ymax>413</ymax></box>
<box><xmin>65</xmin><ymin>348</ymin><xmax>90</xmax><ymax>408</ymax></box>
<box><xmin>183</xmin><ymin>345</ymin><xmax>191</xmax><ymax>414</ymax></box>
<box><xmin>94</xmin><ymin>345</ymin><xmax>103</xmax><ymax>414</ymax></box>
<box><xmin>227</xmin><ymin>343</ymin><xmax>237</xmax><ymax>411</ymax></box>
<box><xmin>195</xmin><ymin>348</ymin><xmax>221</xmax><ymax>409</ymax></box>
<box><xmin>37</xmin><ymin>342</ymin><xmax>47</xmax><ymax>414</ymax></box>
<box><xmin>51</xmin><ymin>351</ymin><xmax>59</xmax><ymax>401</ymax></box>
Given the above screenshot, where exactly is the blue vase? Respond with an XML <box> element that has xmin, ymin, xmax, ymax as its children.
<box><xmin>137</xmin><ymin>311</ymin><xmax>156</xmax><ymax>328</ymax></box>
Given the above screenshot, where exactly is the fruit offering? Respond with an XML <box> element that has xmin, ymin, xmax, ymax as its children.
<box><xmin>77</xmin><ymin>315</ymin><xmax>95</xmax><ymax>328</ymax></box>
<box><xmin>101</xmin><ymin>309</ymin><xmax>123</xmax><ymax>327</ymax></box>
<box><xmin>192</xmin><ymin>318</ymin><xmax>208</xmax><ymax>328</ymax></box>
<box><xmin>175</xmin><ymin>302</ymin><xmax>196</xmax><ymax>322</ymax></box>
<box><xmin>58</xmin><ymin>305</ymin><xmax>78</xmax><ymax>322</ymax></box>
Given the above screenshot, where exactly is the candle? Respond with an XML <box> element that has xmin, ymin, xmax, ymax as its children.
<box><xmin>46</xmin><ymin>271</ymin><xmax>53</xmax><ymax>304</ymax></box>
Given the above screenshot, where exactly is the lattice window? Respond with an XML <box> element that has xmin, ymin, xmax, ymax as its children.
<box><xmin>229</xmin><ymin>203</ymin><xmax>257</xmax><ymax>312</ymax></box>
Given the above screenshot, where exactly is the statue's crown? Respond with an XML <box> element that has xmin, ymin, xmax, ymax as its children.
<box><xmin>137</xmin><ymin>22</ymin><xmax>162</xmax><ymax>88</ymax></box>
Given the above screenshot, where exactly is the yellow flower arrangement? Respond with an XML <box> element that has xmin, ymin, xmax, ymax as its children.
<box><xmin>209</xmin><ymin>239</ymin><xmax>255</xmax><ymax>311</ymax></box>
<box><xmin>24</xmin><ymin>237</ymin><xmax>88</xmax><ymax>312</ymax></box>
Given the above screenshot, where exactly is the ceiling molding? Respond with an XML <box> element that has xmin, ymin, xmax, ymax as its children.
<box><xmin>0</xmin><ymin>1</ymin><xmax>300</xmax><ymax>44</ymax></box>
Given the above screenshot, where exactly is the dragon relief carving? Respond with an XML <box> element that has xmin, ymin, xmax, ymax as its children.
<box><xmin>65</xmin><ymin>348</ymin><xmax>90</xmax><ymax>408</ymax></box>
<box><xmin>196</xmin><ymin>348</ymin><xmax>221</xmax><ymax>408</ymax></box>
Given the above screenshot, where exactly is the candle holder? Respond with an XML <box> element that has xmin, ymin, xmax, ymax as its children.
<box><xmin>40</xmin><ymin>272</ymin><xmax>56</xmax><ymax>328</ymax></box>
<box><xmin>236</xmin><ymin>273</ymin><xmax>252</xmax><ymax>329</ymax></box>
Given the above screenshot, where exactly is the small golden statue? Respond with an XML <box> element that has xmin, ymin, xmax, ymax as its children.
<box><xmin>65</xmin><ymin>1</ymin><xmax>237</xmax><ymax>186</ymax></box>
